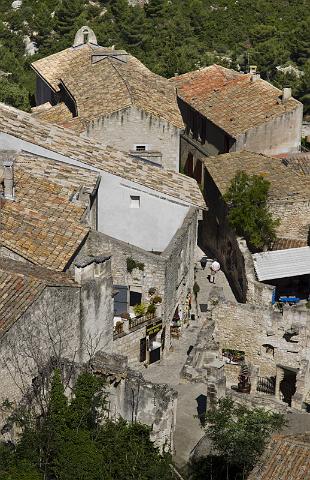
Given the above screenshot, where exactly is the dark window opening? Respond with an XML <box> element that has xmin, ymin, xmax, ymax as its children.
<box><xmin>83</xmin><ymin>32</ymin><xmax>89</xmax><ymax>43</ymax></box>
<box><xmin>193</xmin><ymin>159</ymin><xmax>202</xmax><ymax>184</ymax></box>
<box><xmin>280</xmin><ymin>369</ymin><xmax>297</xmax><ymax>407</ymax></box>
<box><xmin>184</xmin><ymin>153</ymin><xmax>193</xmax><ymax>177</ymax></box>
<box><xmin>136</xmin><ymin>145</ymin><xmax>146</xmax><ymax>152</ymax></box>
<box><xmin>130</xmin><ymin>290</ymin><xmax>142</xmax><ymax>307</ymax></box>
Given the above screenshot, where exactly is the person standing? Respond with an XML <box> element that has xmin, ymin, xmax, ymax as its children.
<box><xmin>210</xmin><ymin>261</ymin><xmax>220</xmax><ymax>284</ymax></box>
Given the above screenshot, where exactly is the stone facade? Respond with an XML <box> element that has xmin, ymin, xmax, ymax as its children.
<box><xmin>85</xmin><ymin>106</ymin><xmax>181</xmax><ymax>172</ymax></box>
<box><xmin>78</xmin><ymin>207</ymin><xmax>198</xmax><ymax>366</ymax></box>
<box><xmin>212</xmin><ymin>299</ymin><xmax>310</xmax><ymax>410</ymax></box>
<box><xmin>234</xmin><ymin>106</ymin><xmax>303</xmax><ymax>156</ymax></box>
<box><xmin>269</xmin><ymin>198</ymin><xmax>310</xmax><ymax>243</ymax></box>
<box><xmin>0</xmin><ymin>256</ymin><xmax>114</xmax><ymax>425</ymax></box>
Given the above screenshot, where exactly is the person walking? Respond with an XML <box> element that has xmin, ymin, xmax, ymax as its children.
<box><xmin>210</xmin><ymin>260</ymin><xmax>220</xmax><ymax>284</ymax></box>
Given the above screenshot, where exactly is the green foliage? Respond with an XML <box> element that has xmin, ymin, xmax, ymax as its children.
<box><xmin>0</xmin><ymin>370</ymin><xmax>173</xmax><ymax>479</ymax></box>
<box><xmin>126</xmin><ymin>256</ymin><xmax>144</xmax><ymax>273</ymax></box>
<box><xmin>147</xmin><ymin>302</ymin><xmax>156</xmax><ymax>315</ymax></box>
<box><xmin>224</xmin><ymin>171</ymin><xmax>279</xmax><ymax>251</ymax></box>
<box><xmin>202</xmin><ymin>397</ymin><xmax>285</xmax><ymax>477</ymax></box>
<box><xmin>0</xmin><ymin>0</ymin><xmax>309</xmax><ymax>112</ymax></box>
<box><xmin>133</xmin><ymin>302</ymin><xmax>147</xmax><ymax>317</ymax></box>
<box><xmin>152</xmin><ymin>295</ymin><xmax>162</xmax><ymax>304</ymax></box>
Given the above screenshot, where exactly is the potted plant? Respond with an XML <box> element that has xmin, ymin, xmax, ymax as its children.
<box><xmin>133</xmin><ymin>303</ymin><xmax>146</xmax><ymax>317</ymax></box>
<box><xmin>115</xmin><ymin>321</ymin><xmax>123</xmax><ymax>335</ymax></box>
<box><xmin>146</xmin><ymin>303</ymin><xmax>156</xmax><ymax>319</ymax></box>
<box><xmin>148</xmin><ymin>287</ymin><xmax>157</xmax><ymax>296</ymax></box>
<box><xmin>152</xmin><ymin>295</ymin><xmax>162</xmax><ymax>304</ymax></box>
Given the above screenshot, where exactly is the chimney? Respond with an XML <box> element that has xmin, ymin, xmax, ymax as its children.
<box><xmin>1</xmin><ymin>151</ymin><xmax>15</xmax><ymax>200</ymax></box>
<box><xmin>282</xmin><ymin>87</ymin><xmax>292</xmax><ymax>102</ymax></box>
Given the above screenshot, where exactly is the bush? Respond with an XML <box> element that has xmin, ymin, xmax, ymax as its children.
<box><xmin>147</xmin><ymin>303</ymin><xmax>156</xmax><ymax>315</ymax></box>
<box><xmin>126</xmin><ymin>257</ymin><xmax>145</xmax><ymax>273</ymax></box>
<box><xmin>224</xmin><ymin>171</ymin><xmax>279</xmax><ymax>251</ymax></box>
<box><xmin>152</xmin><ymin>295</ymin><xmax>162</xmax><ymax>304</ymax></box>
<box><xmin>133</xmin><ymin>303</ymin><xmax>147</xmax><ymax>317</ymax></box>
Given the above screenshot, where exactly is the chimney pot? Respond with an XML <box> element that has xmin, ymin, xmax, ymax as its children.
<box><xmin>282</xmin><ymin>87</ymin><xmax>292</xmax><ymax>102</ymax></box>
<box><xmin>2</xmin><ymin>153</ymin><xmax>15</xmax><ymax>200</ymax></box>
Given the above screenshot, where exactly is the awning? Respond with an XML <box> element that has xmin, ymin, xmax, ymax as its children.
<box><xmin>253</xmin><ymin>247</ymin><xmax>310</xmax><ymax>281</ymax></box>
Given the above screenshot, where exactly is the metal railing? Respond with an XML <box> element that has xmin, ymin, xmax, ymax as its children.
<box><xmin>257</xmin><ymin>376</ymin><xmax>276</xmax><ymax>395</ymax></box>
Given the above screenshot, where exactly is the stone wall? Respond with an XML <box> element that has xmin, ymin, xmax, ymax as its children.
<box><xmin>0</xmin><ymin>285</ymin><xmax>81</xmax><ymax>423</ymax></box>
<box><xmin>238</xmin><ymin>238</ymin><xmax>275</xmax><ymax>307</ymax></box>
<box><xmin>85</xmin><ymin>106</ymin><xmax>181</xmax><ymax>172</ymax></box>
<box><xmin>235</xmin><ymin>106</ymin><xmax>303</xmax><ymax>155</ymax></box>
<box><xmin>0</xmin><ymin>257</ymin><xmax>114</xmax><ymax>427</ymax></box>
<box><xmin>269</xmin><ymin>198</ymin><xmax>310</xmax><ymax>243</ymax></box>
<box><xmin>212</xmin><ymin>301</ymin><xmax>310</xmax><ymax>396</ymax></box>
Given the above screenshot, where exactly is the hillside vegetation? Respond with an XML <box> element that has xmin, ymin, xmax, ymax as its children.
<box><xmin>0</xmin><ymin>0</ymin><xmax>309</xmax><ymax>113</ymax></box>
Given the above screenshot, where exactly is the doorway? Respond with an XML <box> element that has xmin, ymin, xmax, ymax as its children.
<box><xmin>280</xmin><ymin>368</ymin><xmax>297</xmax><ymax>406</ymax></box>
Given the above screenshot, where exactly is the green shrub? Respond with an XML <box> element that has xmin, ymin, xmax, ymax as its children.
<box><xmin>224</xmin><ymin>171</ymin><xmax>279</xmax><ymax>251</ymax></box>
<box><xmin>133</xmin><ymin>303</ymin><xmax>147</xmax><ymax>317</ymax></box>
<box><xmin>127</xmin><ymin>257</ymin><xmax>145</xmax><ymax>273</ymax></box>
<box><xmin>152</xmin><ymin>295</ymin><xmax>162</xmax><ymax>304</ymax></box>
<box><xmin>147</xmin><ymin>303</ymin><xmax>156</xmax><ymax>315</ymax></box>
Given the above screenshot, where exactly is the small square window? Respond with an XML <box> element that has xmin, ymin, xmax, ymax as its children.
<box><xmin>130</xmin><ymin>195</ymin><xmax>140</xmax><ymax>208</ymax></box>
<box><xmin>135</xmin><ymin>145</ymin><xmax>146</xmax><ymax>152</ymax></box>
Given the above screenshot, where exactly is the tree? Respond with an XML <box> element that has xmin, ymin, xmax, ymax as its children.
<box><xmin>0</xmin><ymin>371</ymin><xmax>173</xmax><ymax>480</ymax></box>
<box><xmin>202</xmin><ymin>397</ymin><xmax>285</xmax><ymax>479</ymax></box>
<box><xmin>224</xmin><ymin>171</ymin><xmax>279</xmax><ymax>251</ymax></box>
<box><xmin>0</xmin><ymin>78</ymin><xmax>30</xmax><ymax>111</ymax></box>
<box><xmin>54</xmin><ymin>0</ymin><xmax>83</xmax><ymax>37</ymax></box>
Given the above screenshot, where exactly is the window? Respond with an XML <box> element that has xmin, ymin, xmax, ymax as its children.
<box><xmin>130</xmin><ymin>195</ymin><xmax>140</xmax><ymax>208</ymax></box>
<box><xmin>135</xmin><ymin>145</ymin><xmax>146</xmax><ymax>152</ymax></box>
<box><xmin>83</xmin><ymin>31</ymin><xmax>89</xmax><ymax>44</ymax></box>
<box><xmin>130</xmin><ymin>290</ymin><xmax>142</xmax><ymax>307</ymax></box>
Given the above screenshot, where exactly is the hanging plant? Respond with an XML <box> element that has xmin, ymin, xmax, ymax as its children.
<box><xmin>127</xmin><ymin>257</ymin><xmax>145</xmax><ymax>273</ymax></box>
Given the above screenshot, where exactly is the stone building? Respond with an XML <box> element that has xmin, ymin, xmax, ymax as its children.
<box><xmin>170</xmin><ymin>65</ymin><xmax>302</xmax><ymax>181</ymax></box>
<box><xmin>0</xmin><ymin>103</ymin><xmax>204</xmax><ymax>254</ymax></box>
<box><xmin>197</xmin><ymin>151</ymin><xmax>310</xmax><ymax>301</ymax></box>
<box><xmin>212</xmin><ymin>298</ymin><xmax>310</xmax><ymax>411</ymax></box>
<box><xmin>0</xmin><ymin>256</ymin><xmax>114</xmax><ymax>423</ymax></box>
<box><xmin>79</xmin><ymin>206</ymin><xmax>198</xmax><ymax>367</ymax></box>
<box><xmin>0</xmin><ymin>102</ymin><xmax>205</xmax><ymax>368</ymax></box>
<box><xmin>31</xmin><ymin>27</ymin><xmax>183</xmax><ymax>172</ymax></box>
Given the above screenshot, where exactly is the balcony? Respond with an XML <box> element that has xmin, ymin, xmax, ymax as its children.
<box><xmin>113</xmin><ymin>313</ymin><xmax>162</xmax><ymax>338</ymax></box>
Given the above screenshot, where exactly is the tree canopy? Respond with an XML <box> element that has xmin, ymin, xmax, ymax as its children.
<box><xmin>224</xmin><ymin>171</ymin><xmax>279</xmax><ymax>251</ymax></box>
<box><xmin>0</xmin><ymin>0</ymin><xmax>309</xmax><ymax>113</ymax></box>
<box><xmin>189</xmin><ymin>397</ymin><xmax>285</xmax><ymax>480</ymax></box>
<box><xmin>0</xmin><ymin>369</ymin><xmax>173</xmax><ymax>480</ymax></box>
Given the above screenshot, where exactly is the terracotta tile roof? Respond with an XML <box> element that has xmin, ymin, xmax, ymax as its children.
<box><xmin>0</xmin><ymin>155</ymin><xmax>91</xmax><ymax>271</ymax></box>
<box><xmin>203</xmin><ymin>151</ymin><xmax>310</xmax><ymax>201</ymax></box>
<box><xmin>170</xmin><ymin>65</ymin><xmax>301</xmax><ymax>137</ymax></box>
<box><xmin>248</xmin><ymin>434</ymin><xmax>310</xmax><ymax>480</ymax></box>
<box><xmin>271</xmin><ymin>238</ymin><xmax>308</xmax><ymax>250</ymax></box>
<box><xmin>0</xmin><ymin>103</ymin><xmax>205</xmax><ymax>209</ymax></box>
<box><xmin>32</xmin><ymin>44</ymin><xmax>184</xmax><ymax>129</ymax></box>
<box><xmin>0</xmin><ymin>257</ymin><xmax>75</xmax><ymax>335</ymax></box>
<box><xmin>281</xmin><ymin>152</ymin><xmax>310</xmax><ymax>176</ymax></box>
